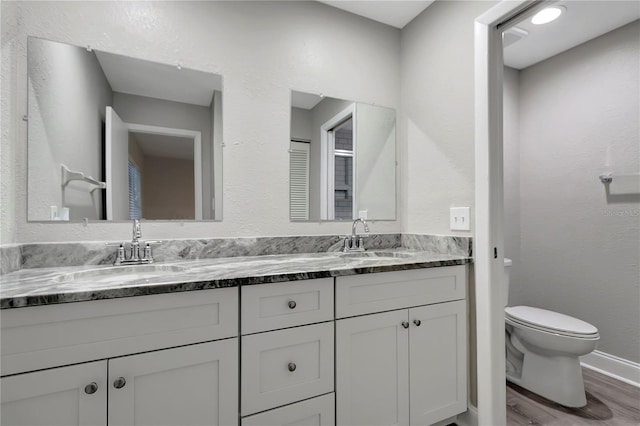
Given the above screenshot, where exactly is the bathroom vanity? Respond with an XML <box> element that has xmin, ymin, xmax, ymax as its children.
<box><xmin>0</xmin><ymin>251</ymin><xmax>470</xmax><ymax>426</ymax></box>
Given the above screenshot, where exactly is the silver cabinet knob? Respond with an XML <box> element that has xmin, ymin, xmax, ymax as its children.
<box><xmin>84</xmin><ymin>382</ymin><xmax>98</xmax><ymax>395</ymax></box>
<box><xmin>413</xmin><ymin>319</ymin><xmax>422</xmax><ymax>327</ymax></box>
<box><xmin>288</xmin><ymin>362</ymin><xmax>297</xmax><ymax>372</ymax></box>
<box><xmin>113</xmin><ymin>377</ymin><xmax>126</xmax><ymax>389</ymax></box>
<box><xmin>401</xmin><ymin>321</ymin><xmax>409</xmax><ymax>329</ymax></box>
<box><xmin>288</xmin><ymin>300</ymin><xmax>297</xmax><ymax>309</ymax></box>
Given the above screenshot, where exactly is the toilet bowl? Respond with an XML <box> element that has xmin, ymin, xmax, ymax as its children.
<box><xmin>503</xmin><ymin>259</ymin><xmax>599</xmax><ymax>407</ymax></box>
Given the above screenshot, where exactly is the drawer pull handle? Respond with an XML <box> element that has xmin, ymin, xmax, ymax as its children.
<box><xmin>288</xmin><ymin>300</ymin><xmax>297</xmax><ymax>309</ymax></box>
<box><xmin>113</xmin><ymin>377</ymin><xmax>127</xmax><ymax>389</ymax></box>
<box><xmin>413</xmin><ymin>319</ymin><xmax>422</xmax><ymax>327</ymax></box>
<box><xmin>84</xmin><ymin>382</ymin><xmax>98</xmax><ymax>395</ymax></box>
<box><xmin>288</xmin><ymin>362</ymin><xmax>297</xmax><ymax>372</ymax></box>
<box><xmin>401</xmin><ymin>321</ymin><xmax>409</xmax><ymax>329</ymax></box>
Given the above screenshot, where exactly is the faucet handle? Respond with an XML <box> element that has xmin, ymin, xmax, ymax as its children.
<box><xmin>106</xmin><ymin>242</ymin><xmax>126</xmax><ymax>265</ymax></box>
<box><xmin>142</xmin><ymin>240</ymin><xmax>162</xmax><ymax>263</ymax></box>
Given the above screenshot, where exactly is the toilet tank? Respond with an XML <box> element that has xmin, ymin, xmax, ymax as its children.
<box><xmin>503</xmin><ymin>258</ymin><xmax>512</xmax><ymax>307</ymax></box>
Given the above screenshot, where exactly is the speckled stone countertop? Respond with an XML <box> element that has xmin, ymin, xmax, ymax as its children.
<box><xmin>0</xmin><ymin>250</ymin><xmax>471</xmax><ymax>309</ymax></box>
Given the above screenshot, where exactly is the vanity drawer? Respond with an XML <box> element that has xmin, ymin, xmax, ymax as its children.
<box><xmin>335</xmin><ymin>266</ymin><xmax>466</xmax><ymax>318</ymax></box>
<box><xmin>242</xmin><ymin>393</ymin><xmax>335</xmax><ymax>426</ymax></box>
<box><xmin>241</xmin><ymin>322</ymin><xmax>334</xmax><ymax>416</ymax></box>
<box><xmin>241</xmin><ymin>278</ymin><xmax>333</xmax><ymax>334</ymax></box>
<box><xmin>1</xmin><ymin>287</ymin><xmax>238</xmax><ymax>376</ymax></box>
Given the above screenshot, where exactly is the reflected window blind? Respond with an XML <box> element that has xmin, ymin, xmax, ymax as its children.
<box><xmin>128</xmin><ymin>160</ymin><xmax>142</xmax><ymax>220</ymax></box>
<box><xmin>289</xmin><ymin>141</ymin><xmax>310</xmax><ymax>220</ymax></box>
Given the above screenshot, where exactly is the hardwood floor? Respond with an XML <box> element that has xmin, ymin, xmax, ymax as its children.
<box><xmin>506</xmin><ymin>367</ymin><xmax>640</xmax><ymax>425</ymax></box>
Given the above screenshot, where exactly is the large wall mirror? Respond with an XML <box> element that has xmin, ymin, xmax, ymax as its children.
<box><xmin>27</xmin><ymin>37</ymin><xmax>223</xmax><ymax>222</ymax></box>
<box><xmin>290</xmin><ymin>91</ymin><xmax>396</xmax><ymax>221</ymax></box>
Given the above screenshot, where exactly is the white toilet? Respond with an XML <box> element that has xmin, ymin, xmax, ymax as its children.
<box><xmin>503</xmin><ymin>258</ymin><xmax>599</xmax><ymax>407</ymax></box>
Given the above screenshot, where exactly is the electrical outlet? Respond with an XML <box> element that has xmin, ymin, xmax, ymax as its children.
<box><xmin>358</xmin><ymin>210</ymin><xmax>368</xmax><ymax>220</ymax></box>
<box><xmin>450</xmin><ymin>207</ymin><xmax>470</xmax><ymax>231</ymax></box>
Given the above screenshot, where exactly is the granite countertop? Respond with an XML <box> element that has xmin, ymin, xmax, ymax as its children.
<box><xmin>0</xmin><ymin>250</ymin><xmax>472</xmax><ymax>309</ymax></box>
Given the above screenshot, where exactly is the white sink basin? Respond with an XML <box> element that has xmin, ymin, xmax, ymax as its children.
<box><xmin>54</xmin><ymin>264</ymin><xmax>187</xmax><ymax>284</ymax></box>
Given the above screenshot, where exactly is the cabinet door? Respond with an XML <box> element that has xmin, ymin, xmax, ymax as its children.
<box><xmin>336</xmin><ymin>310</ymin><xmax>409</xmax><ymax>426</ymax></box>
<box><xmin>1</xmin><ymin>361</ymin><xmax>106</xmax><ymax>426</ymax></box>
<box><xmin>409</xmin><ymin>300</ymin><xmax>467</xmax><ymax>426</ymax></box>
<box><xmin>108</xmin><ymin>339</ymin><xmax>238</xmax><ymax>426</ymax></box>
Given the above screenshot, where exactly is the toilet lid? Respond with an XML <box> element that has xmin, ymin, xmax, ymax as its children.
<box><xmin>505</xmin><ymin>306</ymin><xmax>599</xmax><ymax>336</ymax></box>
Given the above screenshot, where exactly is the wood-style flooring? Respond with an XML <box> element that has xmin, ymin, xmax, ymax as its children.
<box><xmin>507</xmin><ymin>367</ymin><xmax>640</xmax><ymax>425</ymax></box>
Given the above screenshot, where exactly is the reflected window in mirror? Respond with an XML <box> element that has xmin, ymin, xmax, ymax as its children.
<box><xmin>290</xmin><ymin>91</ymin><xmax>396</xmax><ymax>222</ymax></box>
<box><xmin>26</xmin><ymin>37</ymin><xmax>224</xmax><ymax>222</ymax></box>
<box><xmin>326</xmin><ymin>114</ymin><xmax>355</xmax><ymax>220</ymax></box>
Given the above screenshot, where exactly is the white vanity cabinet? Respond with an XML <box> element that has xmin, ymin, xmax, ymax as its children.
<box><xmin>240</xmin><ymin>278</ymin><xmax>335</xmax><ymax>426</ymax></box>
<box><xmin>1</xmin><ymin>288</ymin><xmax>239</xmax><ymax>426</ymax></box>
<box><xmin>1</xmin><ymin>262</ymin><xmax>469</xmax><ymax>426</ymax></box>
<box><xmin>335</xmin><ymin>266</ymin><xmax>468</xmax><ymax>426</ymax></box>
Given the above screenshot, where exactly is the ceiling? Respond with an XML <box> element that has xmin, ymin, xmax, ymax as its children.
<box><xmin>291</xmin><ymin>90</ymin><xmax>324</xmax><ymax>110</ymax></box>
<box><xmin>95</xmin><ymin>51</ymin><xmax>222</xmax><ymax>107</ymax></box>
<box><xmin>317</xmin><ymin>0</ymin><xmax>434</xmax><ymax>29</ymax></box>
<box><xmin>131</xmin><ymin>132</ymin><xmax>195</xmax><ymax>160</ymax></box>
<box><xmin>503</xmin><ymin>1</ymin><xmax>640</xmax><ymax>69</ymax></box>
<box><xmin>318</xmin><ymin>1</ymin><xmax>639</xmax><ymax>70</ymax></box>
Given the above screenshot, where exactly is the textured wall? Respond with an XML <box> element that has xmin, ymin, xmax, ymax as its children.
<box><xmin>1</xmin><ymin>1</ymin><xmax>401</xmax><ymax>243</ymax></box>
<box><xmin>400</xmin><ymin>0</ymin><xmax>497</xmax><ymax>235</ymax></box>
<box><xmin>507</xmin><ymin>21</ymin><xmax>640</xmax><ymax>363</ymax></box>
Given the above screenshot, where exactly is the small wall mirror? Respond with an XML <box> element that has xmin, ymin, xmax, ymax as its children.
<box><xmin>27</xmin><ymin>37</ymin><xmax>223</xmax><ymax>222</ymax></box>
<box><xmin>290</xmin><ymin>91</ymin><xmax>396</xmax><ymax>221</ymax></box>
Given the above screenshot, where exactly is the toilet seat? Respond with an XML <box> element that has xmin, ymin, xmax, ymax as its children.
<box><xmin>505</xmin><ymin>306</ymin><xmax>599</xmax><ymax>339</ymax></box>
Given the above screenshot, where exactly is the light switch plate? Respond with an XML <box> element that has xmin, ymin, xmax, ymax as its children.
<box><xmin>450</xmin><ymin>207</ymin><xmax>470</xmax><ymax>231</ymax></box>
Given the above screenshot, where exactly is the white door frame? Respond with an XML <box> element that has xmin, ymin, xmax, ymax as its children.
<box><xmin>126</xmin><ymin>123</ymin><xmax>203</xmax><ymax>220</ymax></box>
<box><xmin>474</xmin><ymin>1</ymin><xmax>552</xmax><ymax>425</ymax></box>
<box><xmin>320</xmin><ymin>103</ymin><xmax>357</xmax><ymax>220</ymax></box>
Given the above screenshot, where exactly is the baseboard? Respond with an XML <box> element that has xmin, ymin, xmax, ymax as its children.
<box><xmin>581</xmin><ymin>350</ymin><xmax>640</xmax><ymax>388</ymax></box>
<box><xmin>454</xmin><ymin>405</ymin><xmax>478</xmax><ymax>426</ymax></box>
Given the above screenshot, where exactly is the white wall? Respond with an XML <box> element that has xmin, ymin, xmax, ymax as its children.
<box><xmin>212</xmin><ymin>90</ymin><xmax>223</xmax><ymax>220</ymax></box>
<box><xmin>400</xmin><ymin>0</ymin><xmax>498</xmax><ymax>236</ymax></box>
<box><xmin>356</xmin><ymin>103</ymin><xmax>396</xmax><ymax>220</ymax></box>
<box><xmin>503</xmin><ymin>67</ymin><xmax>521</xmax><ymax>298</ymax></box>
<box><xmin>504</xmin><ymin>21</ymin><xmax>640</xmax><ymax>363</ymax></box>
<box><xmin>1</xmin><ymin>1</ymin><xmax>401</xmax><ymax>243</ymax></box>
<box><xmin>290</xmin><ymin>107</ymin><xmax>312</xmax><ymax>141</ymax></box>
<box><xmin>27</xmin><ymin>38</ymin><xmax>112</xmax><ymax>221</ymax></box>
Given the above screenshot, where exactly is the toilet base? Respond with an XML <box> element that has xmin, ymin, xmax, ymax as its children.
<box><xmin>507</xmin><ymin>333</ymin><xmax>588</xmax><ymax>407</ymax></box>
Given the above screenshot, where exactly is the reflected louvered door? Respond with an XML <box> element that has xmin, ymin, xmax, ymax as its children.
<box><xmin>290</xmin><ymin>141</ymin><xmax>310</xmax><ymax>220</ymax></box>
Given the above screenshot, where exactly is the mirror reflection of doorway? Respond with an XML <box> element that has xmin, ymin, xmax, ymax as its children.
<box><xmin>321</xmin><ymin>103</ymin><xmax>357</xmax><ymax>221</ymax></box>
<box><xmin>128</xmin><ymin>131</ymin><xmax>196</xmax><ymax>220</ymax></box>
<box><xmin>106</xmin><ymin>106</ymin><xmax>203</xmax><ymax>220</ymax></box>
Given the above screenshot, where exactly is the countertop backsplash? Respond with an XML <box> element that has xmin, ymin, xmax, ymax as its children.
<box><xmin>0</xmin><ymin>234</ymin><xmax>471</xmax><ymax>274</ymax></box>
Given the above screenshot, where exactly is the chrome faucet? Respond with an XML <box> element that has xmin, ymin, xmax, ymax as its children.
<box><xmin>107</xmin><ymin>220</ymin><xmax>161</xmax><ymax>265</ymax></box>
<box><xmin>342</xmin><ymin>218</ymin><xmax>370</xmax><ymax>252</ymax></box>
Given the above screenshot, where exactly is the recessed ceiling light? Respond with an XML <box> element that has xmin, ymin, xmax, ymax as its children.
<box><xmin>531</xmin><ymin>6</ymin><xmax>565</xmax><ymax>25</ymax></box>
